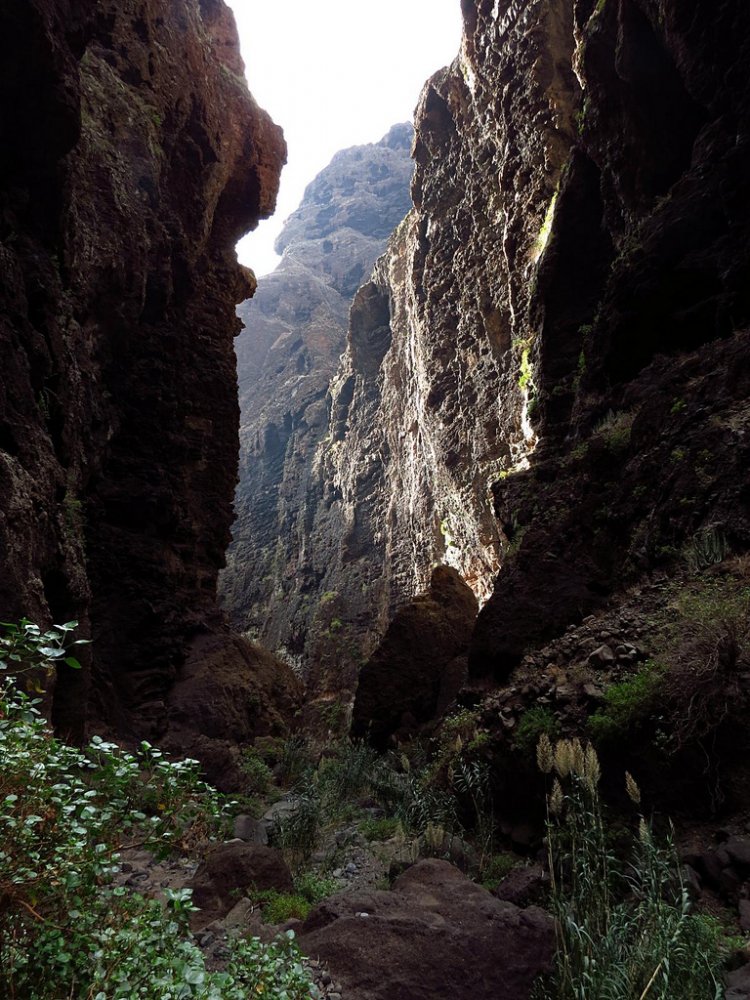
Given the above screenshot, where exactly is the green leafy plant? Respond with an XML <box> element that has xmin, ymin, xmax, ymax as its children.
<box><xmin>240</xmin><ymin>746</ymin><xmax>273</xmax><ymax>795</ymax></box>
<box><xmin>479</xmin><ymin>852</ymin><xmax>518</xmax><ymax>891</ymax></box>
<box><xmin>534</xmin><ymin>736</ymin><xmax>726</xmax><ymax>999</ymax></box>
<box><xmin>588</xmin><ymin>661</ymin><xmax>664</xmax><ymax>744</ymax></box>
<box><xmin>514</xmin><ymin>706</ymin><xmax>561</xmax><ymax>755</ymax></box>
<box><xmin>0</xmin><ymin>622</ymin><xmax>317</xmax><ymax>999</ymax></box>
<box><xmin>0</xmin><ymin>618</ymin><xmax>89</xmax><ymax>689</ymax></box>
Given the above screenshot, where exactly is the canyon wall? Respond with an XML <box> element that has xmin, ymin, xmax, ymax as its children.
<box><xmin>221</xmin><ymin>126</ymin><xmax>414</xmax><ymax>685</ymax></box>
<box><xmin>287</xmin><ymin>0</ymin><xmax>581</xmax><ymax>706</ymax></box>
<box><xmin>267</xmin><ymin>0</ymin><xmax>749</xmax><ymax>717</ymax></box>
<box><xmin>470</xmin><ymin>0</ymin><xmax>750</xmax><ymax>676</ymax></box>
<box><xmin>0</xmin><ymin>0</ymin><xmax>287</xmax><ymax>743</ymax></box>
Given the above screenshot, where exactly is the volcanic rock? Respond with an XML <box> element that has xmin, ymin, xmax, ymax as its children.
<box><xmin>351</xmin><ymin>566</ymin><xmax>478</xmax><ymax>748</ymax></box>
<box><xmin>220</xmin><ymin>124</ymin><xmax>413</xmax><ymax>686</ymax></box>
<box><xmin>189</xmin><ymin>842</ymin><xmax>293</xmax><ymax>928</ymax></box>
<box><xmin>0</xmin><ymin>0</ymin><xmax>285</xmax><ymax>736</ymax></box>
<box><xmin>299</xmin><ymin>858</ymin><xmax>555</xmax><ymax>1000</ymax></box>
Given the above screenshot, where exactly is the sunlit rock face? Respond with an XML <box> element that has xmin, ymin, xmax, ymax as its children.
<box><xmin>280</xmin><ymin>0</ymin><xmax>581</xmax><ymax>704</ymax></box>
<box><xmin>220</xmin><ymin>125</ymin><xmax>414</xmax><ymax>676</ymax></box>
<box><xmin>0</xmin><ymin>0</ymin><xmax>285</xmax><ymax>737</ymax></box>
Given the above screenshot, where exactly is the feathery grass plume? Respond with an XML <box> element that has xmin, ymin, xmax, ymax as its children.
<box><xmin>550</xmin><ymin>778</ymin><xmax>565</xmax><ymax>816</ymax></box>
<box><xmin>424</xmin><ymin>821</ymin><xmax>446</xmax><ymax>854</ymax></box>
<box><xmin>554</xmin><ymin>739</ymin><xmax>573</xmax><ymax>777</ymax></box>
<box><xmin>625</xmin><ymin>770</ymin><xmax>641</xmax><ymax>805</ymax></box>
<box><xmin>537</xmin><ymin>732</ymin><xmax>554</xmax><ymax>773</ymax></box>
<box><xmin>535</xmin><ymin>755</ymin><xmax>727</xmax><ymax>1000</ymax></box>
<box><xmin>570</xmin><ymin>737</ymin><xmax>585</xmax><ymax>776</ymax></box>
<box><xmin>583</xmin><ymin>743</ymin><xmax>601</xmax><ymax>791</ymax></box>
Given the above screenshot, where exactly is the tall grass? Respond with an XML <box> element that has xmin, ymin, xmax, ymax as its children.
<box><xmin>534</xmin><ymin>736</ymin><xmax>726</xmax><ymax>1000</ymax></box>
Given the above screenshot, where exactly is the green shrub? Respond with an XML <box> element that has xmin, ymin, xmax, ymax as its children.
<box><xmin>588</xmin><ymin>660</ymin><xmax>664</xmax><ymax>744</ymax></box>
<box><xmin>534</xmin><ymin>738</ymin><xmax>727</xmax><ymax>999</ymax></box>
<box><xmin>273</xmin><ymin>790</ymin><xmax>322</xmax><ymax>864</ymax></box>
<box><xmin>258</xmin><ymin>892</ymin><xmax>312</xmax><ymax>924</ymax></box>
<box><xmin>240</xmin><ymin>747</ymin><xmax>273</xmax><ymax>795</ymax></box>
<box><xmin>359</xmin><ymin>816</ymin><xmax>401</xmax><ymax>841</ymax></box>
<box><xmin>479</xmin><ymin>852</ymin><xmax>518</xmax><ymax>890</ymax></box>
<box><xmin>0</xmin><ymin>621</ymin><xmax>317</xmax><ymax>999</ymax></box>
<box><xmin>514</xmin><ymin>706</ymin><xmax>561</xmax><ymax>755</ymax></box>
<box><xmin>317</xmin><ymin>739</ymin><xmax>379</xmax><ymax>813</ymax></box>
<box><xmin>293</xmin><ymin>871</ymin><xmax>340</xmax><ymax>904</ymax></box>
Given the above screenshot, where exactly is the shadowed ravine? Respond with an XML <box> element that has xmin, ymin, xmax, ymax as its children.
<box><xmin>1</xmin><ymin>0</ymin><xmax>750</xmax><ymax>998</ymax></box>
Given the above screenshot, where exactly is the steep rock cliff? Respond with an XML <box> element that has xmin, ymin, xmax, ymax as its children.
<box><xmin>470</xmin><ymin>0</ymin><xmax>750</xmax><ymax>676</ymax></box>
<box><xmin>221</xmin><ymin>125</ymin><xmax>414</xmax><ymax>673</ymax></box>
<box><xmin>305</xmin><ymin>0</ymin><xmax>749</xmax><ymax>723</ymax></box>
<box><xmin>290</xmin><ymin>0</ymin><xmax>579</xmax><ymax>707</ymax></box>
<box><xmin>0</xmin><ymin>0</ymin><xmax>288</xmax><ymax>742</ymax></box>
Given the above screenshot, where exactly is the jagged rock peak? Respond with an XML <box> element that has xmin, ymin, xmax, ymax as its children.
<box><xmin>274</xmin><ymin>123</ymin><xmax>414</xmax><ymax>254</ymax></box>
<box><xmin>220</xmin><ymin>125</ymin><xmax>415</xmax><ymax>673</ymax></box>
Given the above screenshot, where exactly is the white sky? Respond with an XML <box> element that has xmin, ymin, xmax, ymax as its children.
<box><xmin>226</xmin><ymin>0</ymin><xmax>463</xmax><ymax>277</ymax></box>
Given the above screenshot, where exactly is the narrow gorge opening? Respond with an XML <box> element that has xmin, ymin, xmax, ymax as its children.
<box><xmin>1</xmin><ymin>1</ymin><xmax>749</xmax><ymax>997</ymax></box>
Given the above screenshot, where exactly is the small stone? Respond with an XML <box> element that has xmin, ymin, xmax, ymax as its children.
<box><xmin>345</xmin><ymin>862</ymin><xmax>358</xmax><ymax>874</ymax></box>
<box><xmin>320</xmin><ymin>972</ymin><xmax>331</xmax><ymax>986</ymax></box>
<box><xmin>726</xmin><ymin>837</ymin><xmax>750</xmax><ymax>868</ymax></box>
<box><xmin>681</xmin><ymin>864</ymin><xmax>702</xmax><ymax>900</ymax></box>
<box><xmin>583</xmin><ymin>682</ymin><xmax>604</xmax><ymax>701</ymax></box>
<box><xmin>333</xmin><ymin>868</ymin><xmax>343</xmax><ymax>878</ymax></box>
<box><xmin>233</xmin><ymin>814</ymin><xmax>269</xmax><ymax>845</ymax></box>
<box><xmin>588</xmin><ymin>644</ymin><xmax>615</xmax><ymax>667</ymax></box>
<box><xmin>555</xmin><ymin>683</ymin><xmax>575</xmax><ymax>701</ymax></box>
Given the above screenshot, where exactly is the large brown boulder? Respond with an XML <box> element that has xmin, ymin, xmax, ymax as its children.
<box><xmin>299</xmin><ymin>859</ymin><xmax>554</xmax><ymax>1000</ymax></box>
<box><xmin>164</xmin><ymin>631</ymin><xmax>302</xmax><ymax>791</ymax></box>
<box><xmin>188</xmin><ymin>842</ymin><xmax>293</xmax><ymax>928</ymax></box>
<box><xmin>351</xmin><ymin>566</ymin><xmax>478</xmax><ymax>748</ymax></box>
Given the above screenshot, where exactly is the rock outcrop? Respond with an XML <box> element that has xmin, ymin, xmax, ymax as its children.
<box><xmin>285</xmin><ymin>0</ymin><xmax>749</xmax><ymax>721</ymax></box>
<box><xmin>0</xmin><ymin>0</ymin><xmax>287</xmax><ymax>739</ymax></box>
<box><xmin>257</xmin><ymin>0</ymin><xmax>580</xmax><ymax>709</ymax></box>
<box><xmin>351</xmin><ymin>566</ymin><xmax>478</xmax><ymax>749</ymax></box>
<box><xmin>299</xmin><ymin>859</ymin><xmax>555</xmax><ymax>1000</ymax></box>
<box><xmin>220</xmin><ymin>125</ymin><xmax>414</xmax><ymax>674</ymax></box>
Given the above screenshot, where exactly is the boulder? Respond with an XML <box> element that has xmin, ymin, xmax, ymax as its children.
<box><xmin>351</xmin><ymin>567</ymin><xmax>478</xmax><ymax>748</ymax></box>
<box><xmin>188</xmin><ymin>842</ymin><xmax>293</xmax><ymax>927</ymax></box>
<box><xmin>299</xmin><ymin>858</ymin><xmax>554</xmax><ymax>1000</ymax></box>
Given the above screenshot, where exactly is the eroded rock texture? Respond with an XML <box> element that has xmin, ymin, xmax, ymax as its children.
<box><xmin>306</xmin><ymin>0</ymin><xmax>750</xmax><ymax>708</ymax></box>
<box><xmin>220</xmin><ymin>125</ymin><xmax>414</xmax><ymax>675</ymax></box>
<box><xmin>281</xmin><ymin>0</ymin><xmax>580</xmax><ymax>706</ymax></box>
<box><xmin>351</xmin><ymin>566</ymin><xmax>478</xmax><ymax>749</ymax></box>
<box><xmin>0</xmin><ymin>0</ymin><xmax>287</xmax><ymax>739</ymax></box>
<box><xmin>470</xmin><ymin>0</ymin><xmax>750</xmax><ymax>677</ymax></box>
<box><xmin>299</xmin><ymin>859</ymin><xmax>555</xmax><ymax>1000</ymax></box>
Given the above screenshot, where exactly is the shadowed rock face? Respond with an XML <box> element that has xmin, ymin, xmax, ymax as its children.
<box><xmin>282</xmin><ymin>0</ymin><xmax>580</xmax><ymax>707</ymax></box>
<box><xmin>286</xmin><ymin>0</ymin><xmax>749</xmax><ymax>711</ymax></box>
<box><xmin>470</xmin><ymin>0</ymin><xmax>750</xmax><ymax>678</ymax></box>
<box><xmin>220</xmin><ymin>125</ymin><xmax>414</xmax><ymax>679</ymax></box>
<box><xmin>351</xmin><ymin>566</ymin><xmax>478</xmax><ymax>749</ymax></box>
<box><xmin>0</xmin><ymin>0</ymin><xmax>286</xmax><ymax>738</ymax></box>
